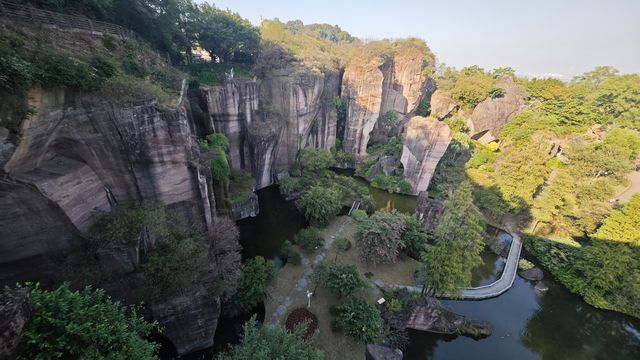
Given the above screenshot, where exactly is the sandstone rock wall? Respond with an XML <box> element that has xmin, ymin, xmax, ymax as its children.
<box><xmin>400</xmin><ymin>116</ymin><xmax>452</xmax><ymax>194</ymax></box>
<box><xmin>198</xmin><ymin>67</ymin><xmax>340</xmax><ymax>189</ymax></box>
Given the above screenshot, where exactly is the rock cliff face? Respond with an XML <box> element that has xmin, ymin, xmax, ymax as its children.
<box><xmin>0</xmin><ymin>88</ymin><xmax>219</xmax><ymax>354</ymax></box>
<box><xmin>342</xmin><ymin>56</ymin><xmax>434</xmax><ymax>156</ymax></box>
<box><xmin>468</xmin><ymin>77</ymin><xmax>525</xmax><ymax>144</ymax></box>
<box><xmin>195</xmin><ymin>67</ymin><xmax>340</xmax><ymax>189</ymax></box>
<box><xmin>400</xmin><ymin>116</ymin><xmax>452</xmax><ymax>195</ymax></box>
<box><xmin>430</xmin><ymin>90</ymin><xmax>457</xmax><ymax>120</ymax></box>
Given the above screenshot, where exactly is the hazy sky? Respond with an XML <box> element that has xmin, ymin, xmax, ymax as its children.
<box><xmin>204</xmin><ymin>0</ymin><xmax>640</xmax><ymax>78</ymax></box>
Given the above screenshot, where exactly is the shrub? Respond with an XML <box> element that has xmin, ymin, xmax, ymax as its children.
<box><xmin>331</xmin><ymin>297</ymin><xmax>383</xmax><ymax>344</ymax></box>
<box><xmin>219</xmin><ymin>316</ymin><xmax>322</xmax><ymax>360</ymax></box>
<box><xmin>294</xmin><ymin>227</ymin><xmax>324</xmax><ymax>251</ymax></box>
<box><xmin>371</xmin><ymin>174</ymin><xmax>413</xmax><ymax>194</ymax></box>
<box><xmin>383</xmin><ymin>110</ymin><xmax>401</xmax><ymax>126</ymax></box>
<box><xmin>224</xmin><ymin>256</ymin><xmax>275</xmax><ymax>316</ymax></box>
<box><xmin>289</xmin><ymin>250</ymin><xmax>302</xmax><ymax>265</ymax></box>
<box><xmin>333</xmin><ymin>237</ymin><xmax>352</xmax><ymax>251</ymax></box>
<box><xmin>285</xmin><ymin>308</ymin><xmax>319</xmax><ymax>340</ymax></box>
<box><xmin>299</xmin><ymin>185</ymin><xmax>343</xmax><ymax>226</ymax></box>
<box><xmin>488</xmin><ymin>87</ymin><xmax>506</xmax><ymax>99</ymax></box>
<box><xmin>88</xmin><ymin>204</ymin><xmax>168</xmax><ymax>247</ymax></box>
<box><xmin>416</xmin><ymin>98</ymin><xmax>431</xmax><ymax>117</ymax></box>
<box><xmin>356</xmin><ymin>211</ymin><xmax>408</xmax><ymax>264</ymax></box>
<box><xmin>388</xmin><ymin>298</ymin><xmax>402</xmax><ymax>312</ymax></box>
<box><xmin>279</xmin><ymin>240</ymin><xmax>293</xmax><ymax>258</ymax></box>
<box><xmin>299</xmin><ymin>148</ymin><xmax>336</xmax><ymax>174</ymax></box>
<box><xmin>279</xmin><ymin>175</ymin><xmax>301</xmax><ymax>195</ymax></box>
<box><xmin>351</xmin><ymin>209</ymin><xmax>368</xmax><ymax>220</ymax></box>
<box><xmin>519</xmin><ymin>258</ymin><xmax>535</xmax><ymax>271</ymax></box>
<box><xmin>355</xmin><ymin>160</ymin><xmax>376</xmax><ymax>178</ymax></box>
<box><xmin>313</xmin><ymin>261</ymin><xmax>364</xmax><ymax>298</ymax></box>
<box><xmin>20</xmin><ymin>283</ymin><xmax>157</xmax><ymax>359</ymax></box>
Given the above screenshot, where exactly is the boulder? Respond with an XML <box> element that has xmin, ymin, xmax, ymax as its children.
<box><xmin>0</xmin><ymin>289</ymin><xmax>32</xmax><ymax>359</ymax></box>
<box><xmin>467</xmin><ymin>77</ymin><xmax>526</xmax><ymax>144</ymax></box>
<box><xmin>520</xmin><ymin>267</ymin><xmax>544</xmax><ymax>281</ymax></box>
<box><xmin>151</xmin><ymin>288</ymin><xmax>221</xmax><ymax>355</ymax></box>
<box><xmin>404</xmin><ymin>297</ymin><xmax>492</xmax><ymax>338</ymax></box>
<box><xmin>365</xmin><ymin>344</ymin><xmax>403</xmax><ymax>360</ymax></box>
<box><xmin>400</xmin><ymin>117</ymin><xmax>452</xmax><ymax>194</ymax></box>
<box><xmin>367</xmin><ymin>155</ymin><xmax>398</xmax><ymax>181</ymax></box>
<box><xmin>429</xmin><ymin>90</ymin><xmax>456</xmax><ymax>120</ymax></box>
<box><xmin>415</xmin><ymin>192</ymin><xmax>444</xmax><ymax>232</ymax></box>
<box><xmin>535</xmin><ymin>282</ymin><xmax>549</xmax><ymax>292</ymax></box>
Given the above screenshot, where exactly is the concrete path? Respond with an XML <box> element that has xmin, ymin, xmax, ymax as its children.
<box><xmin>615</xmin><ymin>170</ymin><xmax>640</xmax><ymax>204</ymax></box>
<box><xmin>394</xmin><ymin>216</ymin><xmax>523</xmax><ymax>300</ymax></box>
<box><xmin>268</xmin><ymin>217</ymin><xmax>353</xmax><ymax>322</ymax></box>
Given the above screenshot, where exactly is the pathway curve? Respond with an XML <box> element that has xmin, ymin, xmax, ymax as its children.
<box><xmin>615</xmin><ymin>170</ymin><xmax>640</xmax><ymax>204</ymax></box>
<box><xmin>395</xmin><ymin>215</ymin><xmax>523</xmax><ymax>300</ymax></box>
<box><xmin>268</xmin><ymin>217</ymin><xmax>353</xmax><ymax>322</ymax></box>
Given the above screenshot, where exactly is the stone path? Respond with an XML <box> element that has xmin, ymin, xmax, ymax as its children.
<box><xmin>615</xmin><ymin>170</ymin><xmax>640</xmax><ymax>204</ymax></box>
<box><xmin>394</xmin><ymin>216</ymin><xmax>523</xmax><ymax>300</ymax></box>
<box><xmin>269</xmin><ymin>217</ymin><xmax>353</xmax><ymax>322</ymax></box>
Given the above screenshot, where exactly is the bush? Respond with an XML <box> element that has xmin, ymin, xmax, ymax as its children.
<box><xmin>383</xmin><ymin>110</ymin><xmax>401</xmax><ymax>126</ymax></box>
<box><xmin>519</xmin><ymin>258</ymin><xmax>535</xmax><ymax>271</ymax></box>
<box><xmin>88</xmin><ymin>204</ymin><xmax>168</xmax><ymax>247</ymax></box>
<box><xmin>415</xmin><ymin>98</ymin><xmax>431</xmax><ymax>117</ymax></box>
<box><xmin>285</xmin><ymin>308</ymin><xmax>319</xmax><ymax>340</ymax></box>
<box><xmin>289</xmin><ymin>250</ymin><xmax>302</xmax><ymax>265</ymax></box>
<box><xmin>20</xmin><ymin>283</ymin><xmax>157</xmax><ymax>359</ymax></box>
<box><xmin>333</xmin><ymin>237</ymin><xmax>352</xmax><ymax>251</ymax></box>
<box><xmin>279</xmin><ymin>175</ymin><xmax>302</xmax><ymax>195</ymax></box>
<box><xmin>314</xmin><ymin>261</ymin><xmax>364</xmax><ymax>298</ymax></box>
<box><xmin>488</xmin><ymin>87</ymin><xmax>506</xmax><ymax>99</ymax></box>
<box><xmin>356</xmin><ymin>211</ymin><xmax>408</xmax><ymax>264</ymax></box>
<box><xmin>371</xmin><ymin>174</ymin><xmax>413</xmax><ymax>194</ymax></box>
<box><xmin>219</xmin><ymin>316</ymin><xmax>322</xmax><ymax>360</ymax></box>
<box><xmin>294</xmin><ymin>227</ymin><xmax>324</xmax><ymax>251</ymax></box>
<box><xmin>331</xmin><ymin>297</ymin><xmax>383</xmax><ymax>344</ymax></box>
<box><xmin>351</xmin><ymin>209</ymin><xmax>368</xmax><ymax>221</ymax></box>
<box><xmin>224</xmin><ymin>256</ymin><xmax>275</xmax><ymax>317</ymax></box>
<box><xmin>299</xmin><ymin>185</ymin><xmax>343</xmax><ymax>227</ymax></box>
<box><xmin>299</xmin><ymin>148</ymin><xmax>336</xmax><ymax>174</ymax></box>
<box><xmin>139</xmin><ymin>237</ymin><xmax>208</xmax><ymax>300</ymax></box>
<box><xmin>388</xmin><ymin>298</ymin><xmax>402</xmax><ymax>312</ymax></box>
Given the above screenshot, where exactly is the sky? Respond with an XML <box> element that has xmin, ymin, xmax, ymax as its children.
<box><xmin>202</xmin><ymin>0</ymin><xmax>640</xmax><ymax>79</ymax></box>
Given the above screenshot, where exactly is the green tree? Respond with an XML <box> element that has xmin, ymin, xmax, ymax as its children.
<box><xmin>593</xmin><ymin>194</ymin><xmax>640</xmax><ymax>245</ymax></box>
<box><xmin>298</xmin><ymin>148</ymin><xmax>336</xmax><ymax>175</ymax></box>
<box><xmin>197</xmin><ymin>4</ymin><xmax>260</xmax><ymax>62</ymax></box>
<box><xmin>491</xmin><ymin>67</ymin><xmax>516</xmax><ymax>79</ymax></box>
<box><xmin>218</xmin><ymin>315</ymin><xmax>322</xmax><ymax>360</ymax></box>
<box><xmin>313</xmin><ymin>261</ymin><xmax>364</xmax><ymax>298</ymax></box>
<box><xmin>299</xmin><ymin>185</ymin><xmax>343</xmax><ymax>226</ymax></box>
<box><xmin>224</xmin><ymin>256</ymin><xmax>275</xmax><ymax>316</ymax></box>
<box><xmin>294</xmin><ymin>227</ymin><xmax>324</xmax><ymax>251</ymax></box>
<box><xmin>200</xmin><ymin>133</ymin><xmax>231</xmax><ymax>183</ymax></box>
<box><xmin>355</xmin><ymin>210</ymin><xmax>407</xmax><ymax>264</ymax></box>
<box><xmin>331</xmin><ymin>297</ymin><xmax>383</xmax><ymax>344</ymax></box>
<box><xmin>402</xmin><ymin>216</ymin><xmax>430</xmax><ymax>259</ymax></box>
<box><xmin>21</xmin><ymin>283</ymin><xmax>157</xmax><ymax>359</ymax></box>
<box><xmin>451</xmin><ymin>72</ymin><xmax>494</xmax><ymax>109</ymax></box>
<box><xmin>420</xmin><ymin>181</ymin><xmax>485</xmax><ymax>296</ymax></box>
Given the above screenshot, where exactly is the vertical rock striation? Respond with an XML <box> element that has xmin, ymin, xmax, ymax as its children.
<box><xmin>400</xmin><ymin>116</ymin><xmax>452</xmax><ymax>195</ymax></box>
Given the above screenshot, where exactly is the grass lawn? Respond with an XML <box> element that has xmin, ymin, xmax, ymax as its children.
<box><xmin>265</xmin><ymin>216</ymin><xmax>422</xmax><ymax>360</ymax></box>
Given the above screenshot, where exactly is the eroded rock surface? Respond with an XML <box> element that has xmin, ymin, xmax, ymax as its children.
<box><xmin>468</xmin><ymin>77</ymin><xmax>525</xmax><ymax>144</ymax></box>
<box><xmin>430</xmin><ymin>90</ymin><xmax>457</xmax><ymax>120</ymax></box>
<box><xmin>520</xmin><ymin>267</ymin><xmax>544</xmax><ymax>281</ymax></box>
<box><xmin>404</xmin><ymin>297</ymin><xmax>491</xmax><ymax>338</ymax></box>
<box><xmin>0</xmin><ymin>289</ymin><xmax>32</xmax><ymax>359</ymax></box>
<box><xmin>401</xmin><ymin>116</ymin><xmax>452</xmax><ymax>194</ymax></box>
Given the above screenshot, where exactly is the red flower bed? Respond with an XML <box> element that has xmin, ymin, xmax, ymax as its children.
<box><xmin>285</xmin><ymin>308</ymin><xmax>319</xmax><ymax>340</ymax></box>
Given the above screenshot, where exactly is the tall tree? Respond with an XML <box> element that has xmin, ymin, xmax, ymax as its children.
<box><xmin>420</xmin><ymin>181</ymin><xmax>485</xmax><ymax>296</ymax></box>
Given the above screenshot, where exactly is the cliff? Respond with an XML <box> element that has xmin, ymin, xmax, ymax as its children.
<box><xmin>194</xmin><ymin>66</ymin><xmax>340</xmax><ymax>189</ymax></box>
<box><xmin>400</xmin><ymin>116</ymin><xmax>452</xmax><ymax>195</ymax></box>
<box><xmin>342</xmin><ymin>51</ymin><xmax>434</xmax><ymax>156</ymax></box>
<box><xmin>0</xmin><ymin>87</ymin><xmax>219</xmax><ymax>354</ymax></box>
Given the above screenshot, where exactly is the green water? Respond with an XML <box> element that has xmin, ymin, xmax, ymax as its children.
<box><xmin>231</xmin><ymin>180</ymin><xmax>640</xmax><ymax>360</ymax></box>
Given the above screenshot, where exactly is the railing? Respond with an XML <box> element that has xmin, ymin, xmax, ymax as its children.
<box><xmin>0</xmin><ymin>0</ymin><xmax>134</xmax><ymax>38</ymax></box>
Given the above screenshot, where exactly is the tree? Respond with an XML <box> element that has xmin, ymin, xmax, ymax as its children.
<box><xmin>492</xmin><ymin>67</ymin><xmax>516</xmax><ymax>79</ymax></box>
<box><xmin>224</xmin><ymin>256</ymin><xmax>275</xmax><ymax>316</ymax></box>
<box><xmin>210</xmin><ymin>217</ymin><xmax>243</xmax><ymax>298</ymax></box>
<box><xmin>21</xmin><ymin>283</ymin><xmax>157</xmax><ymax>359</ymax></box>
<box><xmin>313</xmin><ymin>261</ymin><xmax>364</xmax><ymax>298</ymax></box>
<box><xmin>331</xmin><ymin>297</ymin><xmax>383</xmax><ymax>344</ymax></box>
<box><xmin>451</xmin><ymin>72</ymin><xmax>494</xmax><ymax>109</ymax></box>
<box><xmin>572</xmin><ymin>66</ymin><xmax>619</xmax><ymax>88</ymax></box>
<box><xmin>299</xmin><ymin>185</ymin><xmax>343</xmax><ymax>227</ymax></box>
<box><xmin>355</xmin><ymin>210</ymin><xmax>407</xmax><ymax>264</ymax></box>
<box><xmin>200</xmin><ymin>133</ymin><xmax>231</xmax><ymax>183</ymax></box>
<box><xmin>294</xmin><ymin>227</ymin><xmax>324</xmax><ymax>251</ymax></box>
<box><xmin>197</xmin><ymin>4</ymin><xmax>260</xmax><ymax>63</ymax></box>
<box><xmin>298</xmin><ymin>148</ymin><xmax>336</xmax><ymax>175</ymax></box>
<box><xmin>593</xmin><ymin>194</ymin><xmax>640</xmax><ymax>245</ymax></box>
<box><xmin>402</xmin><ymin>216</ymin><xmax>430</xmax><ymax>259</ymax></box>
<box><xmin>218</xmin><ymin>316</ymin><xmax>322</xmax><ymax>360</ymax></box>
<box><xmin>420</xmin><ymin>181</ymin><xmax>485</xmax><ymax>297</ymax></box>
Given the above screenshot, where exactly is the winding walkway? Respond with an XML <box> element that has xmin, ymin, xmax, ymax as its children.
<box><xmin>268</xmin><ymin>217</ymin><xmax>353</xmax><ymax>322</ymax></box>
<box><xmin>395</xmin><ymin>216</ymin><xmax>523</xmax><ymax>300</ymax></box>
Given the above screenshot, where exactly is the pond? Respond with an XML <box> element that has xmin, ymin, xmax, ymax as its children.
<box><xmin>222</xmin><ymin>178</ymin><xmax>640</xmax><ymax>360</ymax></box>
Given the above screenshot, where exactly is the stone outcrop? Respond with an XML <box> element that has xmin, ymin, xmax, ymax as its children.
<box><xmin>365</xmin><ymin>344</ymin><xmax>403</xmax><ymax>360</ymax></box>
<box><xmin>342</xmin><ymin>55</ymin><xmax>434</xmax><ymax>156</ymax></box>
<box><xmin>404</xmin><ymin>297</ymin><xmax>492</xmax><ymax>338</ymax></box>
<box><xmin>0</xmin><ymin>289</ymin><xmax>32</xmax><ymax>360</ymax></box>
<box><xmin>468</xmin><ymin>77</ymin><xmax>525</xmax><ymax>144</ymax></box>
<box><xmin>520</xmin><ymin>267</ymin><xmax>544</xmax><ymax>281</ymax></box>
<box><xmin>152</xmin><ymin>287</ymin><xmax>221</xmax><ymax>355</ymax></box>
<box><xmin>366</xmin><ymin>155</ymin><xmax>398</xmax><ymax>181</ymax></box>
<box><xmin>230</xmin><ymin>192</ymin><xmax>259</xmax><ymax>220</ymax></box>
<box><xmin>0</xmin><ymin>87</ymin><xmax>222</xmax><ymax>355</ymax></box>
<box><xmin>429</xmin><ymin>90</ymin><xmax>457</xmax><ymax>120</ymax></box>
<box><xmin>196</xmin><ymin>67</ymin><xmax>340</xmax><ymax>189</ymax></box>
<box><xmin>415</xmin><ymin>192</ymin><xmax>444</xmax><ymax>232</ymax></box>
<box><xmin>400</xmin><ymin>116</ymin><xmax>452</xmax><ymax>194</ymax></box>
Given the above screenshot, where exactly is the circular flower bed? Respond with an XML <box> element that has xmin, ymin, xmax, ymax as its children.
<box><xmin>285</xmin><ymin>308</ymin><xmax>319</xmax><ymax>340</ymax></box>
